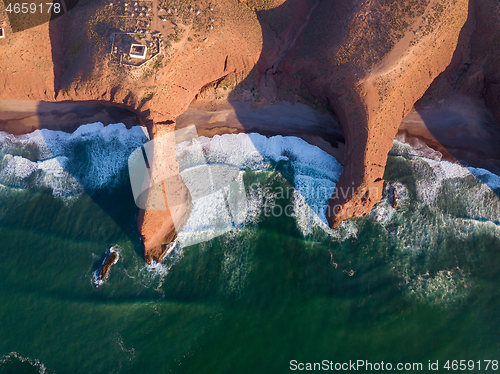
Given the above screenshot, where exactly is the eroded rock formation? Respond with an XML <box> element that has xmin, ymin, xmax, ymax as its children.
<box><xmin>281</xmin><ymin>0</ymin><xmax>470</xmax><ymax>227</ymax></box>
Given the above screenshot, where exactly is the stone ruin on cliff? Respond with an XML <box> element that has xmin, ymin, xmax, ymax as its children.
<box><xmin>129</xmin><ymin>43</ymin><xmax>147</xmax><ymax>59</ymax></box>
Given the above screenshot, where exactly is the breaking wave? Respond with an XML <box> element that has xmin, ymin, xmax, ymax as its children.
<box><xmin>376</xmin><ymin>140</ymin><xmax>500</xmax><ymax>306</ymax></box>
<box><xmin>1</xmin><ymin>123</ymin><xmax>499</xmax><ymax>308</ymax></box>
<box><xmin>175</xmin><ymin>133</ymin><xmax>347</xmax><ymax>246</ymax></box>
<box><xmin>0</xmin><ymin>123</ymin><xmax>148</xmax><ymax>197</ymax></box>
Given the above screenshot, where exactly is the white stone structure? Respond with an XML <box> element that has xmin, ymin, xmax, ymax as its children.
<box><xmin>129</xmin><ymin>43</ymin><xmax>147</xmax><ymax>59</ymax></box>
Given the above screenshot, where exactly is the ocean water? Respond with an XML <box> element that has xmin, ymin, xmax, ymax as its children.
<box><xmin>0</xmin><ymin>125</ymin><xmax>499</xmax><ymax>373</ymax></box>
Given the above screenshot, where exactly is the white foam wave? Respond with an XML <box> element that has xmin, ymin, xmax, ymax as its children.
<box><xmin>391</xmin><ymin>141</ymin><xmax>500</xmax><ymax>219</ymax></box>
<box><xmin>140</xmin><ymin>245</ymin><xmax>185</xmax><ymax>292</ymax></box>
<box><xmin>372</xmin><ymin>183</ymin><xmax>409</xmax><ymax>223</ymax></box>
<box><xmin>414</xmin><ymin>159</ymin><xmax>500</xmax><ymax>222</ymax></box>
<box><xmin>189</xmin><ymin>133</ymin><xmax>342</xmax><ymax>178</ymax></box>
<box><xmin>175</xmin><ymin>133</ymin><xmax>344</xmax><ymax>245</ymax></box>
<box><xmin>415</xmin><ymin>157</ymin><xmax>470</xmax><ymax>204</ymax></box>
<box><xmin>383</xmin><ymin>141</ymin><xmax>500</xmax><ymax>227</ymax></box>
<box><xmin>0</xmin><ymin>123</ymin><xmax>148</xmax><ymax>196</ymax></box>
<box><xmin>382</xmin><ymin>140</ymin><xmax>500</xmax><ymax>305</ymax></box>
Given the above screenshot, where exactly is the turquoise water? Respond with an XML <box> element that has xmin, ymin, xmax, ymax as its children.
<box><xmin>0</xmin><ymin>127</ymin><xmax>499</xmax><ymax>373</ymax></box>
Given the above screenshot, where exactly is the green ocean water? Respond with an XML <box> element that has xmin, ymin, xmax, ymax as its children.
<box><xmin>0</xmin><ymin>131</ymin><xmax>500</xmax><ymax>373</ymax></box>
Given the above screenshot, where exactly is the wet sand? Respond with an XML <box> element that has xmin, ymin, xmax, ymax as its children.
<box><xmin>0</xmin><ymin>99</ymin><xmax>141</xmax><ymax>135</ymax></box>
<box><xmin>2</xmin><ymin>98</ymin><xmax>499</xmax><ymax>176</ymax></box>
<box><xmin>0</xmin><ymin>99</ymin><xmax>346</xmax><ymax>164</ymax></box>
<box><xmin>176</xmin><ymin>100</ymin><xmax>346</xmax><ymax>164</ymax></box>
<box><xmin>398</xmin><ymin>101</ymin><xmax>500</xmax><ymax>175</ymax></box>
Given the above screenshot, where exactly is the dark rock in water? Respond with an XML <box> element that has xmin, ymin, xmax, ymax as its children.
<box><xmin>392</xmin><ymin>187</ymin><xmax>399</xmax><ymax>209</ymax></box>
<box><xmin>94</xmin><ymin>248</ymin><xmax>120</xmax><ymax>288</ymax></box>
<box><xmin>146</xmin><ymin>234</ymin><xmax>178</xmax><ymax>265</ymax></box>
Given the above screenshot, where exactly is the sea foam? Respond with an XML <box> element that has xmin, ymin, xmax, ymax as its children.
<box><xmin>0</xmin><ymin>352</ymin><xmax>47</xmax><ymax>374</ymax></box>
<box><xmin>0</xmin><ymin>123</ymin><xmax>148</xmax><ymax>196</ymax></box>
<box><xmin>175</xmin><ymin>133</ymin><xmax>345</xmax><ymax>246</ymax></box>
<box><xmin>467</xmin><ymin>166</ymin><xmax>500</xmax><ymax>193</ymax></box>
<box><xmin>3</xmin><ymin>124</ymin><xmax>498</xmax><ymax>250</ymax></box>
<box><xmin>376</xmin><ymin>140</ymin><xmax>500</xmax><ymax>306</ymax></box>
<box><xmin>0</xmin><ymin>124</ymin><xmax>347</xmax><ymax>245</ymax></box>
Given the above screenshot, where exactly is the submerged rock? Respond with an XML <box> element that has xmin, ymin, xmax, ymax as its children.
<box><xmin>93</xmin><ymin>247</ymin><xmax>120</xmax><ymax>288</ymax></box>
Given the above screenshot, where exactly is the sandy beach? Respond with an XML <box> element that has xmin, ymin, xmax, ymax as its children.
<box><xmin>0</xmin><ymin>99</ymin><xmax>141</xmax><ymax>135</ymax></box>
<box><xmin>2</xmin><ymin>97</ymin><xmax>500</xmax><ymax>177</ymax></box>
<box><xmin>0</xmin><ymin>98</ymin><xmax>347</xmax><ymax>164</ymax></box>
<box><xmin>176</xmin><ymin>100</ymin><xmax>346</xmax><ymax>164</ymax></box>
<box><xmin>398</xmin><ymin>100</ymin><xmax>500</xmax><ymax>175</ymax></box>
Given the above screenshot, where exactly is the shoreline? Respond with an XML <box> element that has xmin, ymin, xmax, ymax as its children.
<box><xmin>2</xmin><ymin>98</ymin><xmax>499</xmax><ymax>266</ymax></box>
<box><xmin>1</xmin><ymin>98</ymin><xmax>499</xmax><ymax>177</ymax></box>
<box><xmin>0</xmin><ymin>98</ymin><xmax>347</xmax><ymax>164</ymax></box>
<box><xmin>0</xmin><ymin>99</ymin><xmax>141</xmax><ymax>135</ymax></box>
<box><xmin>175</xmin><ymin>100</ymin><xmax>346</xmax><ymax>164</ymax></box>
<box><xmin>398</xmin><ymin>104</ymin><xmax>500</xmax><ymax>175</ymax></box>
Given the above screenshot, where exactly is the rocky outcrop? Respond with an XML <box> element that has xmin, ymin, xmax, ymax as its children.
<box><xmin>279</xmin><ymin>0</ymin><xmax>470</xmax><ymax>227</ymax></box>
<box><xmin>0</xmin><ymin>0</ymin><xmax>264</xmax><ymax>262</ymax></box>
<box><xmin>229</xmin><ymin>0</ymin><xmax>471</xmax><ymax>227</ymax></box>
<box><xmin>93</xmin><ymin>247</ymin><xmax>119</xmax><ymax>288</ymax></box>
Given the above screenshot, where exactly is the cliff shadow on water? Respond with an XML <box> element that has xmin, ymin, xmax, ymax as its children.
<box><xmin>32</xmin><ymin>0</ymin><xmax>500</xmax><ymax>259</ymax></box>
<box><xmin>1</xmin><ymin>0</ymin><xmax>149</xmax><ymax>257</ymax></box>
<box><xmin>11</xmin><ymin>0</ymin><xmax>347</xmax><ymax>264</ymax></box>
<box><xmin>2</xmin><ymin>1</ymin><xmax>500</xmax><ymax>372</ymax></box>
<box><xmin>0</xmin><ymin>98</ymin><xmax>146</xmax><ymax>259</ymax></box>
